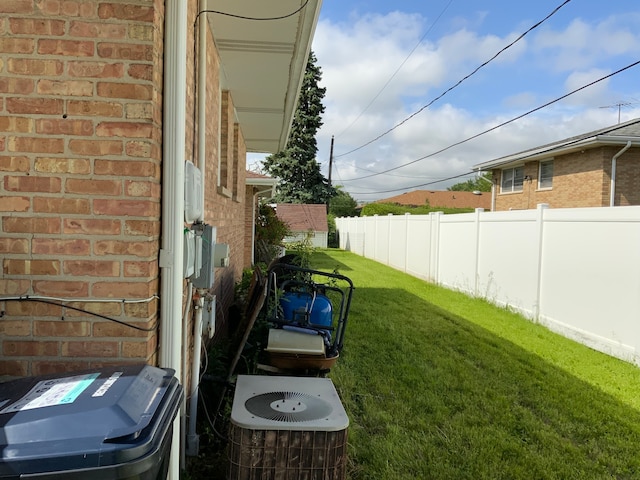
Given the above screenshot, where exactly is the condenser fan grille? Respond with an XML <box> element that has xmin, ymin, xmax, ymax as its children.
<box><xmin>231</xmin><ymin>375</ymin><xmax>349</xmax><ymax>431</ymax></box>
<box><xmin>245</xmin><ymin>390</ymin><xmax>333</xmax><ymax>423</ymax></box>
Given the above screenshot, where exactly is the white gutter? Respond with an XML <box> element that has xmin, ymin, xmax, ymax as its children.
<box><xmin>610</xmin><ymin>141</ymin><xmax>632</xmax><ymax>207</ymax></box>
<box><xmin>160</xmin><ymin>1</ymin><xmax>187</xmax><ymax>479</ymax></box>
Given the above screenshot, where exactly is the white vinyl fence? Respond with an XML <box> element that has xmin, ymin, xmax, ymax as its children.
<box><xmin>336</xmin><ymin>204</ymin><xmax>640</xmax><ymax>366</ymax></box>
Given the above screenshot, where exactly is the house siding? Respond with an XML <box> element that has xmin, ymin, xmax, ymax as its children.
<box><xmin>492</xmin><ymin>146</ymin><xmax>640</xmax><ymax>210</ymax></box>
<box><xmin>0</xmin><ymin>0</ymin><xmax>248</xmax><ymax>376</ymax></box>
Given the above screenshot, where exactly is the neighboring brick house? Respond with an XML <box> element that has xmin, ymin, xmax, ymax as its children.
<box><xmin>276</xmin><ymin>203</ymin><xmax>329</xmax><ymax>248</ymax></box>
<box><xmin>474</xmin><ymin>118</ymin><xmax>640</xmax><ymax>211</ymax></box>
<box><xmin>0</xmin><ymin>1</ymin><xmax>318</xmax><ymax>385</ymax></box>
<box><xmin>376</xmin><ymin>189</ymin><xmax>491</xmax><ymax>210</ymax></box>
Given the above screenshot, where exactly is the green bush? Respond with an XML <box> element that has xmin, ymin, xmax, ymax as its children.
<box><xmin>361</xmin><ymin>202</ymin><xmax>474</xmax><ymax>216</ymax></box>
<box><xmin>255</xmin><ymin>203</ymin><xmax>290</xmax><ymax>264</ymax></box>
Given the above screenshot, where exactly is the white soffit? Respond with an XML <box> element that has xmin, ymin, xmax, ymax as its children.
<box><xmin>204</xmin><ymin>0</ymin><xmax>322</xmax><ymax>154</ymax></box>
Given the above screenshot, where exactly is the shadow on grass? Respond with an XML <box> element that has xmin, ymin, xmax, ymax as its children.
<box><xmin>334</xmin><ymin>286</ymin><xmax>640</xmax><ymax>480</ymax></box>
<box><xmin>311</xmin><ymin>249</ymin><xmax>355</xmax><ymax>273</ymax></box>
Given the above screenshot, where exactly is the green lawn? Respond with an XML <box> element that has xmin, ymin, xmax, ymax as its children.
<box><xmin>312</xmin><ymin>249</ymin><xmax>640</xmax><ymax>480</ymax></box>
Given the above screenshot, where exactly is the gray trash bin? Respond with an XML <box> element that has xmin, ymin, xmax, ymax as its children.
<box><xmin>0</xmin><ymin>364</ymin><xmax>182</xmax><ymax>480</ymax></box>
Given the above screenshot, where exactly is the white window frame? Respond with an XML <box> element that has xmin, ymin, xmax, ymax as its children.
<box><xmin>500</xmin><ymin>166</ymin><xmax>524</xmax><ymax>193</ymax></box>
<box><xmin>538</xmin><ymin>159</ymin><xmax>553</xmax><ymax>190</ymax></box>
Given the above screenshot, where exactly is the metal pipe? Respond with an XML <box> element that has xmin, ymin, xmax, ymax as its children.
<box><xmin>180</xmin><ymin>281</ymin><xmax>193</xmax><ymax>469</ymax></box>
<box><xmin>184</xmin><ymin>0</ymin><xmax>209</xmax><ymax>459</ymax></box>
<box><xmin>198</xmin><ymin>0</ymin><xmax>207</xmax><ymax>223</ymax></box>
<box><xmin>187</xmin><ymin>294</ymin><xmax>205</xmax><ymax>456</ymax></box>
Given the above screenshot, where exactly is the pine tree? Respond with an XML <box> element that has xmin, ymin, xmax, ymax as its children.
<box><xmin>263</xmin><ymin>52</ymin><xmax>335</xmax><ymax>204</ymax></box>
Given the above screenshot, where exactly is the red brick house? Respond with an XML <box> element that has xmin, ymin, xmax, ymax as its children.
<box><xmin>376</xmin><ymin>189</ymin><xmax>491</xmax><ymax>210</ymax></box>
<box><xmin>474</xmin><ymin>118</ymin><xmax>640</xmax><ymax>210</ymax></box>
<box><xmin>0</xmin><ymin>0</ymin><xmax>320</xmax><ymax>473</ymax></box>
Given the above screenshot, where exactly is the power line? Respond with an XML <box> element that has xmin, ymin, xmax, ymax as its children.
<box><xmin>344</xmin><ymin>59</ymin><xmax>640</xmax><ymax>195</ymax></box>
<box><xmin>335</xmin><ymin>0</ymin><xmax>572</xmax><ymax>159</ymax></box>
<box><xmin>349</xmin><ymin>171</ymin><xmax>476</xmax><ymax>196</ymax></box>
<box><xmin>196</xmin><ymin>0</ymin><xmax>310</xmax><ymax>25</ymax></box>
<box><xmin>335</xmin><ymin>0</ymin><xmax>455</xmax><ymax>139</ymax></box>
<box><xmin>335</xmin><ymin>161</ymin><xmax>443</xmax><ymax>179</ymax></box>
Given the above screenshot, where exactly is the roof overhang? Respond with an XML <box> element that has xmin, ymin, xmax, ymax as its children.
<box><xmin>204</xmin><ymin>0</ymin><xmax>322</xmax><ymax>154</ymax></box>
<box><xmin>474</xmin><ymin>135</ymin><xmax>640</xmax><ymax>171</ymax></box>
<box><xmin>246</xmin><ymin>174</ymin><xmax>278</xmax><ymax>198</ymax></box>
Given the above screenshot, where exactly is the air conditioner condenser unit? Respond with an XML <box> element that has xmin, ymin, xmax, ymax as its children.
<box><xmin>228</xmin><ymin>375</ymin><xmax>349</xmax><ymax>480</ymax></box>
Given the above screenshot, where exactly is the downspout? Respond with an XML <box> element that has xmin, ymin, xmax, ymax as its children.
<box><xmin>610</xmin><ymin>141</ymin><xmax>632</xmax><ymax>207</ymax></box>
<box><xmin>186</xmin><ymin>1</ymin><xmax>208</xmax><ymax>457</ymax></box>
<box><xmin>160</xmin><ymin>1</ymin><xmax>187</xmax><ymax>479</ymax></box>
<box><xmin>490</xmin><ymin>182</ymin><xmax>496</xmax><ymax>211</ymax></box>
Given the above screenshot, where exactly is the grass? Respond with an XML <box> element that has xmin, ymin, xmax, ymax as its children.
<box><xmin>187</xmin><ymin>248</ymin><xmax>640</xmax><ymax>479</ymax></box>
<box><xmin>311</xmin><ymin>249</ymin><xmax>640</xmax><ymax>479</ymax></box>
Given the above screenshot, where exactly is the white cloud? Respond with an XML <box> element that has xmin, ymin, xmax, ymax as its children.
<box><xmin>562</xmin><ymin>68</ymin><xmax>611</xmax><ymax>106</ymax></box>
<box><xmin>533</xmin><ymin>17</ymin><xmax>640</xmax><ymax>71</ymax></box>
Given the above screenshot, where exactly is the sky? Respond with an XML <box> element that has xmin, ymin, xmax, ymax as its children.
<box><xmin>250</xmin><ymin>0</ymin><xmax>640</xmax><ymax>202</ymax></box>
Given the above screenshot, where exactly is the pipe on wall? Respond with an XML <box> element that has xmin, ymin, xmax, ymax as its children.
<box><xmin>160</xmin><ymin>0</ymin><xmax>188</xmax><ymax>478</ymax></box>
<box><xmin>197</xmin><ymin>0</ymin><xmax>207</xmax><ymax>222</ymax></box>
<box><xmin>187</xmin><ymin>295</ymin><xmax>204</xmax><ymax>455</ymax></box>
<box><xmin>610</xmin><ymin>141</ymin><xmax>632</xmax><ymax>207</ymax></box>
<box><xmin>184</xmin><ymin>1</ymin><xmax>209</xmax><ymax>457</ymax></box>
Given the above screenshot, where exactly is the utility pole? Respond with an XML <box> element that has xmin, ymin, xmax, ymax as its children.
<box><xmin>328</xmin><ymin>135</ymin><xmax>334</xmax><ymax>187</ymax></box>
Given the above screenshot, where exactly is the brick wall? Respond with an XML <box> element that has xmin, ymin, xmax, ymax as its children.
<box><xmin>613</xmin><ymin>148</ymin><xmax>640</xmax><ymax>206</ymax></box>
<box><xmin>196</xmin><ymin>14</ymin><xmax>247</xmax><ymax>337</ymax></box>
<box><xmin>0</xmin><ymin>0</ymin><xmax>165</xmax><ymax>376</ymax></box>
<box><xmin>493</xmin><ymin>146</ymin><xmax>640</xmax><ymax>211</ymax></box>
<box><xmin>0</xmin><ymin>0</ymin><xmax>252</xmax><ymax>376</ymax></box>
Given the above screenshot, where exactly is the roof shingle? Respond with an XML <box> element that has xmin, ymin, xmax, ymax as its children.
<box><xmin>376</xmin><ymin>190</ymin><xmax>491</xmax><ymax>210</ymax></box>
<box><xmin>276</xmin><ymin>204</ymin><xmax>328</xmax><ymax>232</ymax></box>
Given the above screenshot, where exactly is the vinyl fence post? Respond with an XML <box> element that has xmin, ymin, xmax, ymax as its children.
<box><xmin>404</xmin><ymin>213</ymin><xmax>411</xmax><ymax>274</ymax></box>
<box><xmin>473</xmin><ymin>208</ymin><xmax>484</xmax><ymax>296</ymax></box>
<box><xmin>534</xmin><ymin>203</ymin><xmax>549</xmax><ymax>321</ymax></box>
<box><xmin>387</xmin><ymin>213</ymin><xmax>393</xmax><ymax>266</ymax></box>
<box><xmin>430</xmin><ymin>211</ymin><xmax>443</xmax><ymax>283</ymax></box>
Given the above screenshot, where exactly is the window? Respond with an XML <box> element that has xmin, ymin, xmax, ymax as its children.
<box><xmin>538</xmin><ymin>160</ymin><xmax>553</xmax><ymax>189</ymax></box>
<box><xmin>501</xmin><ymin>166</ymin><xmax>524</xmax><ymax>193</ymax></box>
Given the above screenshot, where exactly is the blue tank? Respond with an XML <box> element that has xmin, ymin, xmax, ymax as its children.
<box><xmin>280</xmin><ymin>292</ymin><xmax>332</xmax><ymax>327</ymax></box>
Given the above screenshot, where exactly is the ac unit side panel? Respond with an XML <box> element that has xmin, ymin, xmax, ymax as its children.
<box><xmin>227</xmin><ymin>423</ymin><xmax>348</xmax><ymax>480</ymax></box>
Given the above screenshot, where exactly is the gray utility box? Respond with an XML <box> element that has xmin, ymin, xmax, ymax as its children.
<box><xmin>0</xmin><ymin>364</ymin><xmax>182</xmax><ymax>480</ymax></box>
<box><xmin>191</xmin><ymin>223</ymin><xmax>215</xmax><ymax>289</ymax></box>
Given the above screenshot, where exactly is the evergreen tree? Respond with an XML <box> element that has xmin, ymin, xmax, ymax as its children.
<box><xmin>263</xmin><ymin>52</ymin><xmax>335</xmax><ymax>204</ymax></box>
